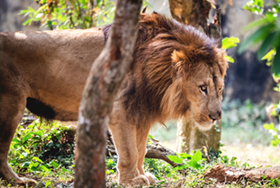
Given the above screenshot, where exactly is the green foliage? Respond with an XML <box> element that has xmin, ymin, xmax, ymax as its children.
<box><xmin>263</xmin><ymin>102</ymin><xmax>280</xmax><ymax>146</ymax></box>
<box><xmin>238</xmin><ymin>0</ymin><xmax>280</xmax><ymax>81</ymax></box>
<box><xmin>222</xmin><ymin>37</ymin><xmax>240</xmax><ymax>50</ymax></box>
<box><xmin>144</xmin><ymin>158</ymin><xmax>174</xmax><ymax>180</ymax></box>
<box><xmin>222</xmin><ymin>37</ymin><xmax>240</xmax><ymax>63</ymax></box>
<box><xmin>19</xmin><ymin>0</ymin><xmax>116</xmax><ymax>29</ymax></box>
<box><xmin>9</xmin><ymin>120</ymin><xmax>74</xmax><ymax>178</ymax></box>
<box><xmin>167</xmin><ymin>150</ymin><xmax>205</xmax><ymax>171</ymax></box>
<box><xmin>106</xmin><ymin>157</ymin><xmax>117</xmax><ymax>174</ymax></box>
<box><xmin>243</xmin><ymin>0</ymin><xmax>264</xmax><ymax>14</ymax></box>
<box><xmin>264</xmin><ymin>123</ymin><xmax>280</xmax><ymax>146</ymax></box>
<box><xmin>20</xmin><ymin>0</ymin><xmax>152</xmax><ymax>30</ymax></box>
<box><xmin>239</xmin><ymin>0</ymin><xmax>280</xmax><ymax>146</ymax></box>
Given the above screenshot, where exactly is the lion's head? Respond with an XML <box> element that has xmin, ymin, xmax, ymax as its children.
<box><xmin>172</xmin><ymin>47</ymin><xmax>227</xmax><ymax>130</ymax></box>
<box><xmin>114</xmin><ymin>12</ymin><xmax>228</xmax><ymax>130</ymax></box>
<box><xmin>161</xmin><ymin>44</ymin><xmax>227</xmax><ymax>130</ymax></box>
<box><xmin>134</xmin><ymin>13</ymin><xmax>228</xmax><ymax>129</ymax></box>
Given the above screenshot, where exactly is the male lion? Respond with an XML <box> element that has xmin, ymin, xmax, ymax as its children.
<box><xmin>0</xmin><ymin>12</ymin><xmax>227</xmax><ymax>186</ymax></box>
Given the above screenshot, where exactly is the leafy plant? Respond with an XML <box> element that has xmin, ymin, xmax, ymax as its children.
<box><xmin>167</xmin><ymin>150</ymin><xmax>205</xmax><ymax>171</ymax></box>
<box><xmin>238</xmin><ymin>0</ymin><xmax>280</xmax><ymax>146</ymax></box>
<box><xmin>20</xmin><ymin>0</ymin><xmax>152</xmax><ymax>30</ymax></box>
<box><xmin>263</xmin><ymin>102</ymin><xmax>280</xmax><ymax>146</ymax></box>
<box><xmin>222</xmin><ymin>37</ymin><xmax>240</xmax><ymax>63</ymax></box>
<box><xmin>19</xmin><ymin>0</ymin><xmax>116</xmax><ymax>29</ymax></box>
<box><xmin>238</xmin><ymin>0</ymin><xmax>280</xmax><ymax>81</ymax></box>
<box><xmin>9</xmin><ymin>120</ymin><xmax>75</xmax><ymax>177</ymax></box>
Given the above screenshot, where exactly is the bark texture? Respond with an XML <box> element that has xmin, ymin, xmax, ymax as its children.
<box><xmin>168</xmin><ymin>0</ymin><xmax>211</xmax><ymax>31</ymax></box>
<box><xmin>169</xmin><ymin>0</ymin><xmax>222</xmax><ymax>156</ymax></box>
<box><xmin>204</xmin><ymin>164</ymin><xmax>280</xmax><ymax>183</ymax></box>
<box><xmin>74</xmin><ymin>0</ymin><xmax>142</xmax><ymax>187</ymax></box>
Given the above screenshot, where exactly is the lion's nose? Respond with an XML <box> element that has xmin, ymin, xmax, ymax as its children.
<box><xmin>209</xmin><ymin>110</ymin><xmax>222</xmax><ymax>121</ymax></box>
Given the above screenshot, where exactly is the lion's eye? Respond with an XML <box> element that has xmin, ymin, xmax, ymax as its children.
<box><xmin>200</xmin><ymin>86</ymin><xmax>207</xmax><ymax>94</ymax></box>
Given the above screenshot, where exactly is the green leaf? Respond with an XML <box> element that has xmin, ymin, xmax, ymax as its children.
<box><xmin>12</xmin><ymin>138</ymin><xmax>21</xmax><ymax>143</ymax></box>
<box><xmin>191</xmin><ymin>150</ymin><xmax>202</xmax><ymax>163</ymax></box>
<box><xmin>178</xmin><ymin>153</ymin><xmax>192</xmax><ymax>159</ymax></box>
<box><xmin>18</xmin><ymin>10</ymin><xmax>29</xmax><ymax>15</ymax></box>
<box><xmin>22</xmin><ymin>19</ymin><xmax>32</xmax><ymax>26</ymax></box>
<box><xmin>49</xmin><ymin>160</ymin><xmax>59</xmax><ymax>168</ymax></box>
<box><xmin>222</xmin><ymin>37</ymin><xmax>240</xmax><ymax>50</ymax></box>
<box><xmin>32</xmin><ymin>130</ymin><xmax>43</xmax><ymax>137</ymax></box>
<box><xmin>47</xmin><ymin>21</ymin><xmax>53</xmax><ymax>30</ymax></box>
<box><xmin>257</xmin><ymin>32</ymin><xmax>277</xmax><ymax>60</ymax></box>
<box><xmin>167</xmin><ymin>155</ymin><xmax>183</xmax><ymax>164</ymax></box>
<box><xmin>272</xmin><ymin>47</ymin><xmax>280</xmax><ymax>80</ymax></box>
<box><xmin>107</xmin><ymin>159</ymin><xmax>114</xmax><ymax>164</ymax></box>
<box><xmin>22</xmin><ymin>133</ymin><xmax>31</xmax><ymax>143</ymax></box>
<box><xmin>263</xmin><ymin>123</ymin><xmax>274</xmax><ymax>130</ymax></box>
<box><xmin>242</xmin><ymin>18</ymin><xmax>268</xmax><ymax>32</ymax></box>
<box><xmin>266</xmin><ymin>12</ymin><xmax>277</xmax><ymax>22</ymax></box>
<box><xmin>32</xmin><ymin>157</ymin><xmax>43</xmax><ymax>163</ymax></box>
<box><xmin>225</xmin><ymin>55</ymin><xmax>234</xmax><ymax>63</ymax></box>
<box><xmin>45</xmin><ymin>180</ymin><xmax>51</xmax><ymax>188</ymax></box>
<box><xmin>271</xmin><ymin>140</ymin><xmax>280</xmax><ymax>147</ymax></box>
<box><xmin>40</xmin><ymin>165</ymin><xmax>51</xmax><ymax>172</ymax></box>
<box><xmin>262</xmin><ymin>49</ymin><xmax>276</xmax><ymax>61</ymax></box>
<box><xmin>272</xmin><ymin>31</ymin><xmax>280</xmax><ymax>48</ymax></box>
<box><xmin>238</xmin><ymin>23</ymin><xmax>274</xmax><ymax>54</ymax></box>
<box><xmin>256</xmin><ymin>0</ymin><xmax>264</xmax><ymax>7</ymax></box>
<box><xmin>148</xmin><ymin>135</ymin><xmax>153</xmax><ymax>139</ymax></box>
<box><xmin>22</xmin><ymin>161</ymin><xmax>31</xmax><ymax>168</ymax></box>
<box><xmin>35</xmin><ymin>4</ymin><xmax>48</xmax><ymax>15</ymax></box>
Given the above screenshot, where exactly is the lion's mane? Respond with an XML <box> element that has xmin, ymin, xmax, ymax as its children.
<box><xmin>104</xmin><ymin>12</ymin><xmax>227</xmax><ymax>125</ymax></box>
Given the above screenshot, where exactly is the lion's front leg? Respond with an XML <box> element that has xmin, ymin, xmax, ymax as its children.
<box><xmin>136</xmin><ymin>126</ymin><xmax>157</xmax><ymax>185</ymax></box>
<box><xmin>109</xmin><ymin>122</ymin><xmax>150</xmax><ymax>186</ymax></box>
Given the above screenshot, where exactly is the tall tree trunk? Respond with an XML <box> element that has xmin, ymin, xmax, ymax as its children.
<box><xmin>169</xmin><ymin>0</ymin><xmax>222</xmax><ymax>156</ymax></box>
<box><xmin>74</xmin><ymin>0</ymin><xmax>142</xmax><ymax>187</ymax></box>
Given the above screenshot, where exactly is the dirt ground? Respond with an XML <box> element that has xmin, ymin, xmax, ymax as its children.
<box><xmin>222</xmin><ymin>143</ymin><xmax>280</xmax><ymax>167</ymax></box>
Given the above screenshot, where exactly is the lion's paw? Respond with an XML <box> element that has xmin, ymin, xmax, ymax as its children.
<box><xmin>131</xmin><ymin>175</ymin><xmax>150</xmax><ymax>186</ymax></box>
<box><xmin>145</xmin><ymin>172</ymin><xmax>157</xmax><ymax>184</ymax></box>
<box><xmin>120</xmin><ymin>175</ymin><xmax>150</xmax><ymax>186</ymax></box>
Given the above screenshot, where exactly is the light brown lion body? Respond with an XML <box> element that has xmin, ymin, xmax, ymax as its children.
<box><xmin>0</xmin><ymin>13</ymin><xmax>227</xmax><ymax>186</ymax></box>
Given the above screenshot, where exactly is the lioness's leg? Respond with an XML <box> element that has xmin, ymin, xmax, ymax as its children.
<box><xmin>0</xmin><ymin>92</ymin><xmax>36</xmax><ymax>185</ymax></box>
<box><xmin>109</xmin><ymin>122</ymin><xmax>149</xmax><ymax>186</ymax></box>
<box><xmin>136</xmin><ymin>126</ymin><xmax>156</xmax><ymax>184</ymax></box>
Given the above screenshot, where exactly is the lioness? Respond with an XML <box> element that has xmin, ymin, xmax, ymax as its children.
<box><xmin>0</xmin><ymin>12</ymin><xmax>227</xmax><ymax>186</ymax></box>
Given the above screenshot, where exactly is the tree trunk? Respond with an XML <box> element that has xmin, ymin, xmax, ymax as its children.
<box><xmin>169</xmin><ymin>0</ymin><xmax>222</xmax><ymax>156</ymax></box>
<box><xmin>74</xmin><ymin>0</ymin><xmax>142</xmax><ymax>187</ymax></box>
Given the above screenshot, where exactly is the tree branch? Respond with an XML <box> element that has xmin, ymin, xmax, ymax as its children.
<box><xmin>106</xmin><ymin>131</ymin><xmax>180</xmax><ymax>168</ymax></box>
<box><xmin>204</xmin><ymin>164</ymin><xmax>280</xmax><ymax>183</ymax></box>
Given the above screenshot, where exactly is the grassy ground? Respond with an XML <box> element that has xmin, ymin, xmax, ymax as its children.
<box><xmin>1</xmin><ymin>99</ymin><xmax>280</xmax><ymax>187</ymax></box>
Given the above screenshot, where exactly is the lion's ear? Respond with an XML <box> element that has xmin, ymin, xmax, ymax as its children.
<box><xmin>215</xmin><ymin>48</ymin><xmax>228</xmax><ymax>78</ymax></box>
<box><xmin>171</xmin><ymin>50</ymin><xmax>186</xmax><ymax>79</ymax></box>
